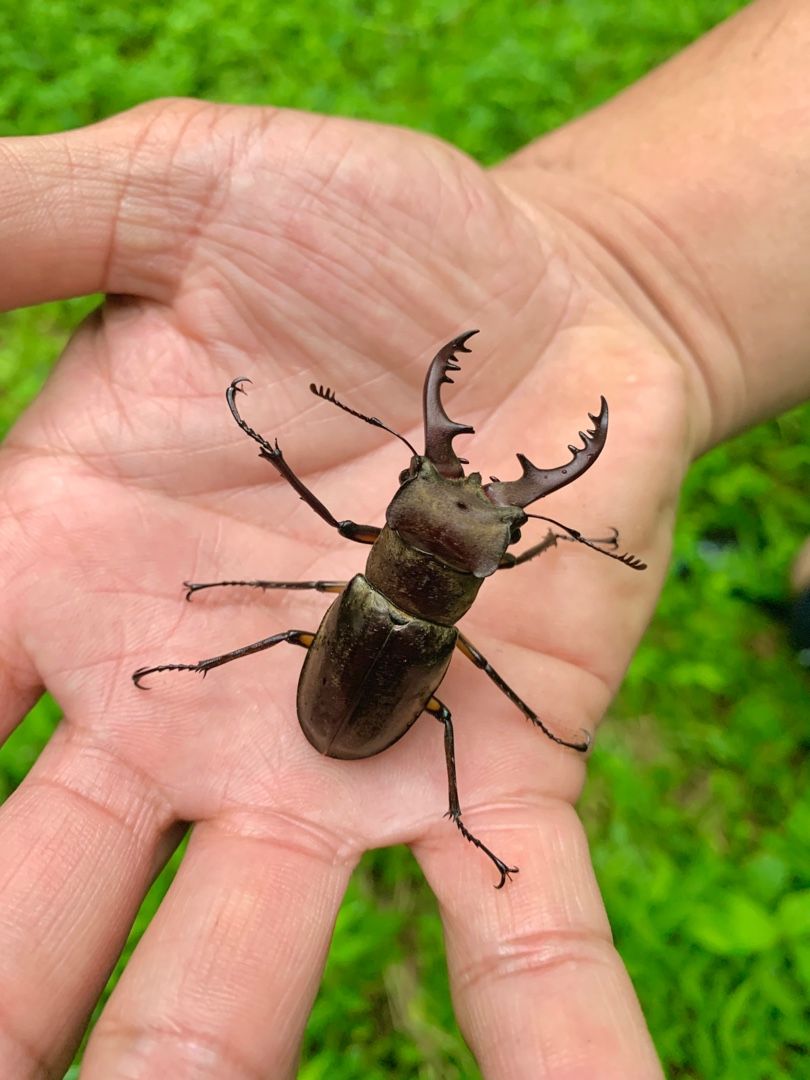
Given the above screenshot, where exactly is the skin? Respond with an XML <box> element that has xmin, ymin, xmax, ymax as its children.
<box><xmin>1</xmin><ymin>2</ymin><xmax>809</xmax><ymax>1075</ymax></box>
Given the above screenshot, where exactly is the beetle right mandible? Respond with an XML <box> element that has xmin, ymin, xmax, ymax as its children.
<box><xmin>133</xmin><ymin>331</ymin><xmax>645</xmax><ymax>887</ymax></box>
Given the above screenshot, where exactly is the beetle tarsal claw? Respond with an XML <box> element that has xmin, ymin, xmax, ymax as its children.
<box><xmin>131</xmin><ymin>667</ymin><xmax>152</xmax><ymax>690</ymax></box>
<box><xmin>446</xmin><ymin>808</ymin><xmax>520</xmax><ymax>887</ymax></box>
<box><xmin>494</xmin><ymin>863</ymin><xmax>520</xmax><ymax>890</ymax></box>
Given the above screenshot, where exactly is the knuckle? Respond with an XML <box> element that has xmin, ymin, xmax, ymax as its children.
<box><xmin>209</xmin><ymin>805</ymin><xmax>361</xmax><ymax>867</ymax></box>
<box><xmin>85</xmin><ymin>1022</ymin><xmax>267</xmax><ymax>1080</ymax></box>
<box><xmin>456</xmin><ymin>924</ymin><xmax>617</xmax><ymax>994</ymax></box>
<box><xmin>0</xmin><ymin>1005</ymin><xmax>54</xmax><ymax>1079</ymax></box>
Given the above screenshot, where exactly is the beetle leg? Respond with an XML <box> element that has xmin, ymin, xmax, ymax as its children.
<box><xmin>499</xmin><ymin>527</ymin><xmax>620</xmax><ymax>569</ymax></box>
<box><xmin>424</xmin><ymin>695</ymin><xmax>519</xmax><ymax>889</ymax></box>
<box><xmin>227</xmin><ymin>379</ymin><xmax>380</xmax><ymax>545</ymax></box>
<box><xmin>132</xmin><ymin>629</ymin><xmax>314</xmax><ymax>689</ymax></box>
<box><xmin>183</xmin><ymin>579</ymin><xmax>346</xmax><ymax>601</ymax></box>
<box><xmin>521</xmin><ymin>514</ymin><xmax>646</xmax><ymax>570</ymax></box>
<box><xmin>455</xmin><ymin>632</ymin><xmax>591</xmax><ymax>753</ymax></box>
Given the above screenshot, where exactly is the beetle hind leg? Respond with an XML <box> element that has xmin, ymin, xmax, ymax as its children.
<box><xmin>424</xmin><ymin>695</ymin><xmax>519</xmax><ymax>889</ymax></box>
<box><xmin>132</xmin><ymin>628</ymin><xmax>314</xmax><ymax>689</ymax></box>
<box><xmin>455</xmin><ymin>632</ymin><xmax>592</xmax><ymax>752</ymax></box>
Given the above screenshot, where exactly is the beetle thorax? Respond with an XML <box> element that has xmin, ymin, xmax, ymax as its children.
<box><xmin>363</xmin><ymin>459</ymin><xmax>525</xmax><ymax>627</ymax></box>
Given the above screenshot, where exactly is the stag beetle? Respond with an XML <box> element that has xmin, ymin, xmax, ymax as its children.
<box><xmin>133</xmin><ymin>331</ymin><xmax>645</xmax><ymax>887</ymax></box>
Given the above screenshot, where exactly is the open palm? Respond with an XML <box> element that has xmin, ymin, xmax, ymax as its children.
<box><xmin>0</xmin><ymin>101</ymin><xmax>685</xmax><ymax>1077</ymax></box>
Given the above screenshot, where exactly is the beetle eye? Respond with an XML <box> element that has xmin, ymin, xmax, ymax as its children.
<box><xmin>398</xmin><ymin>455</ymin><xmax>424</xmax><ymax>485</ymax></box>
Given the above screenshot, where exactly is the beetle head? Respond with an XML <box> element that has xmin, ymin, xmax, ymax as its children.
<box><xmin>388</xmin><ymin>458</ymin><xmax>525</xmax><ymax>577</ymax></box>
<box><xmin>394</xmin><ymin>329</ymin><xmax>610</xmax><ymax>572</ymax></box>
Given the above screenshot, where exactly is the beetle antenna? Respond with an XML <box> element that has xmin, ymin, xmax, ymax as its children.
<box><xmin>310</xmin><ymin>383</ymin><xmax>419</xmax><ymax>457</ymax></box>
<box><xmin>525</xmin><ymin>513</ymin><xmax>647</xmax><ymax>570</ymax></box>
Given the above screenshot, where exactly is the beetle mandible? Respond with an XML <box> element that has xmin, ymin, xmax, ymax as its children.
<box><xmin>133</xmin><ymin>331</ymin><xmax>645</xmax><ymax>887</ymax></box>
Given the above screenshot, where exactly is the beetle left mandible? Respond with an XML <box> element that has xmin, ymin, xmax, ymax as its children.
<box><xmin>133</xmin><ymin>331</ymin><xmax>645</xmax><ymax>888</ymax></box>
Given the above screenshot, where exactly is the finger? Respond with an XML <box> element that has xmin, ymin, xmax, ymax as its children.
<box><xmin>0</xmin><ymin>724</ymin><xmax>176</xmax><ymax>1076</ymax></box>
<box><xmin>82</xmin><ymin>814</ymin><xmax>355</xmax><ymax>1078</ymax></box>
<box><xmin>414</xmin><ymin>797</ymin><xmax>663</xmax><ymax>1080</ymax></box>
<box><xmin>0</xmin><ymin>629</ymin><xmax>41</xmax><ymax>745</ymax></box>
<box><xmin>0</xmin><ymin>514</ymin><xmax>43</xmax><ymax>741</ymax></box>
<box><xmin>0</xmin><ymin>99</ymin><xmax>219</xmax><ymax>311</ymax></box>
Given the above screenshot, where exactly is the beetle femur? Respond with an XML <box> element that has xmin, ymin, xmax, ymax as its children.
<box><xmin>423</xmin><ymin>331</ymin><xmax>477</xmax><ymax>478</ymax></box>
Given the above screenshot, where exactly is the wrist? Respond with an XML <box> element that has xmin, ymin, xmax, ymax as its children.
<box><xmin>492</xmin><ymin>165</ymin><xmax>730</xmax><ymax>460</ymax></box>
<box><xmin>494</xmin><ymin>0</ymin><xmax>810</xmax><ymax>452</ymax></box>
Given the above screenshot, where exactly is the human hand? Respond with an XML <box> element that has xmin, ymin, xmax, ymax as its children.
<box><xmin>0</xmin><ymin>100</ymin><xmax>693</xmax><ymax>1077</ymax></box>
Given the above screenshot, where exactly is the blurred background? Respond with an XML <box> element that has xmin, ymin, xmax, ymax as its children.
<box><xmin>1</xmin><ymin>2</ymin><xmax>808</xmax><ymax>1077</ymax></box>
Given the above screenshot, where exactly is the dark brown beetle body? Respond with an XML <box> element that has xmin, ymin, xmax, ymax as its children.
<box><xmin>299</xmin><ymin>455</ymin><xmax>525</xmax><ymax>758</ymax></box>
<box><xmin>133</xmin><ymin>331</ymin><xmax>645</xmax><ymax>887</ymax></box>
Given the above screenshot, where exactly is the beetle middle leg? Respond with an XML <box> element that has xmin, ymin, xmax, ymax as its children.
<box><xmin>183</xmin><ymin>579</ymin><xmax>346</xmax><ymax>601</ymax></box>
<box><xmin>132</xmin><ymin>629</ymin><xmax>314</xmax><ymax>688</ymax></box>
<box><xmin>455</xmin><ymin>632</ymin><xmax>591</xmax><ymax>753</ymax></box>
<box><xmin>424</xmin><ymin>695</ymin><xmax>519</xmax><ymax>889</ymax></box>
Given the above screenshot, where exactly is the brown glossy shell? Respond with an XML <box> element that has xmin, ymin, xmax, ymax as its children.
<box><xmin>297</xmin><ymin>575</ymin><xmax>457</xmax><ymax>759</ymax></box>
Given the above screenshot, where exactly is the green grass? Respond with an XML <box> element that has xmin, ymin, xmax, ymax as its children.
<box><xmin>2</xmin><ymin>2</ymin><xmax>809</xmax><ymax>1077</ymax></box>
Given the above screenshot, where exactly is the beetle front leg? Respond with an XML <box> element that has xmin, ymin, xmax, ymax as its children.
<box><xmin>499</xmin><ymin>527</ymin><xmax>620</xmax><ymax>569</ymax></box>
<box><xmin>227</xmin><ymin>378</ymin><xmax>380</xmax><ymax>545</ymax></box>
<box><xmin>455</xmin><ymin>633</ymin><xmax>591</xmax><ymax>752</ymax></box>
<box><xmin>183</xmin><ymin>579</ymin><xmax>346</xmax><ymax>601</ymax></box>
<box><xmin>132</xmin><ymin>628</ymin><xmax>314</xmax><ymax>688</ymax></box>
<box><xmin>507</xmin><ymin>514</ymin><xmax>646</xmax><ymax>571</ymax></box>
<box><xmin>424</xmin><ymin>695</ymin><xmax>519</xmax><ymax>889</ymax></box>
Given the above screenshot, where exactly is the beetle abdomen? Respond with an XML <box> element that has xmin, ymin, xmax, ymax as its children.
<box><xmin>297</xmin><ymin>574</ymin><xmax>457</xmax><ymax>759</ymax></box>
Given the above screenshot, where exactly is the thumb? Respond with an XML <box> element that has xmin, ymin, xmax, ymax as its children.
<box><xmin>0</xmin><ymin>509</ymin><xmax>42</xmax><ymax>744</ymax></box>
<box><xmin>0</xmin><ymin>99</ymin><xmax>224</xmax><ymax>311</ymax></box>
